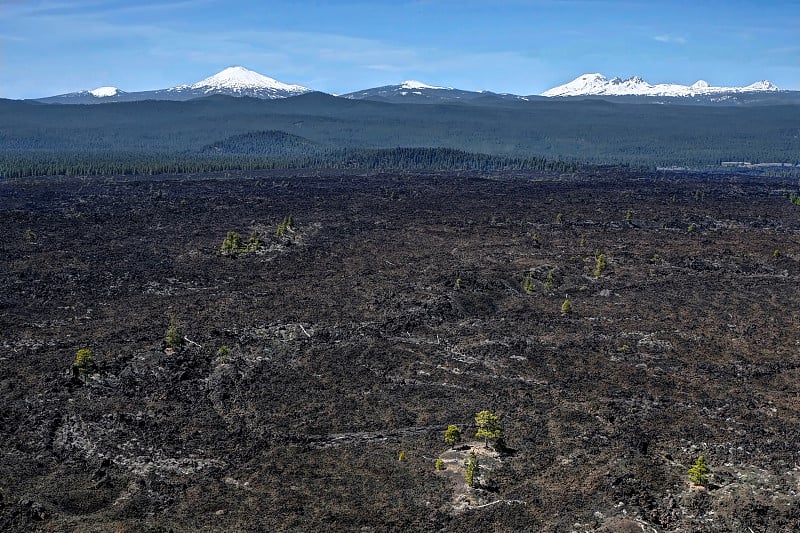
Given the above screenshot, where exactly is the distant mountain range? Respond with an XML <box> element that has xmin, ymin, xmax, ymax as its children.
<box><xmin>31</xmin><ymin>66</ymin><xmax>795</xmax><ymax>106</ymax></box>
<box><xmin>542</xmin><ymin>73</ymin><xmax>781</xmax><ymax>97</ymax></box>
<box><xmin>35</xmin><ymin>66</ymin><xmax>312</xmax><ymax>104</ymax></box>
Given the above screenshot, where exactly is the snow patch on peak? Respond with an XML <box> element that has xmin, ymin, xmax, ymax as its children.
<box><xmin>89</xmin><ymin>86</ymin><xmax>120</xmax><ymax>97</ymax></box>
<box><xmin>187</xmin><ymin>66</ymin><xmax>310</xmax><ymax>95</ymax></box>
<box><xmin>691</xmin><ymin>80</ymin><xmax>710</xmax><ymax>89</ymax></box>
<box><xmin>399</xmin><ymin>80</ymin><xmax>449</xmax><ymax>90</ymax></box>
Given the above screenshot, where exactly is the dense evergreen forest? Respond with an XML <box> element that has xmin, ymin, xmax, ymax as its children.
<box><xmin>1</xmin><ymin>93</ymin><xmax>798</xmax><ymax>177</ymax></box>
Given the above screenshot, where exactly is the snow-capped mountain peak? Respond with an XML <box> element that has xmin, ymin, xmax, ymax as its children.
<box><xmin>542</xmin><ymin>73</ymin><xmax>782</xmax><ymax>97</ymax></box>
<box><xmin>399</xmin><ymin>80</ymin><xmax>449</xmax><ymax>90</ymax></box>
<box><xmin>188</xmin><ymin>66</ymin><xmax>307</xmax><ymax>92</ymax></box>
<box><xmin>745</xmin><ymin>80</ymin><xmax>780</xmax><ymax>91</ymax></box>
<box><xmin>89</xmin><ymin>86</ymin><xmax>120</xmax><ymax>97</ymax></box>
<box><xmin>166</xmin><ymin>66</ymin><xmax>312</xmax><ymax>98</ymax></box>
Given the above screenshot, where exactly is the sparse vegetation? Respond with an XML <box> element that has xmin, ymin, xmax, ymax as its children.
<box><xmin>398</xmin><ymin>450</ymin><xmax>406</xmax><ymax>461</ymax></box>
<box><xmin>523</xmin><ymin>271</ymin><xmax>535</xmax><ymax>294</ymax></box>
<box><xmin>216</xmin><ymin>345</ymin><xmax>232</xmax><ymax>361</ymax></box>
<box><xmin>444</xmin><ymin>425</ymin><xmax>462</xmax><ymax>446</ymax></box>
<box><xmin>434</xmin><ymin>458</ymin><xmax>445</xmax><ymax>471</ymax></box>
<box><xmin>164</xmin><ymin>316</ymin><xmax>183</xmax><ymax>350</ymax></box>
<box><xmin>73</xmin><ymin>348</ymin><xmax>95</xmax><ymax>373</ymax></box>
<box><xmin>543</xmin><ymin>271</ymin><xmax>555</xmax><ymax>291</ymax></box>
<box><xmin>276</xmin><ymin>215</ymin><xmax>294</xmax><ymax>237</ymax></box>
<box><xmin>220</xmin><ymin>230</ymin><xmax>260</xmax><ymax>255</ymax></box>
<box><xmin>23</xmin><ymin>228</ymin><xmax>36</xmax><ymax>243</ymax></box>
<box><xmin>688</xmin><ymin>223</ymin><xmax>696</xmax><ymax>233</ymax></box>
<box><xmin>593</xmin><ymin>253</ymin><xmax>607</xmax><ymax>278</ymax></box>
<box><xmin>561</xmin><ymin>299</ymin><xmax>573</xmax><ymax>315</ymax></box>
<box><xmin>475</xmin><ymin>410</ymin><xmax>501</xmax><ymax>447</ymax></box>
<box><xmin>688</xmin><ymin>455</ymin><xmax>710</xmax><ymax>486</ymax></box>
<box><xmin>464</xmin><ymin>451</ymin><xmax>478</xmax><ymax>487</ymax></box>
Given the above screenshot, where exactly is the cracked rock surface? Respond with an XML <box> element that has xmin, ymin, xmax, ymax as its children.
<box><xmin>1</xmin><ymin>169</ymin><xmax>799</xmax><ymax>531</ymax></box>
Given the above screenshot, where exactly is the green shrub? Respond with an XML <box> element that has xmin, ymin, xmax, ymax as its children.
<box><xmin>216</xmin><ymin>345</ymin><xmax>232</xmax><ymax>361</ymax></box>
<box><xmin>543</xmin><ymin>271</ymin><xmax>555</xmax><ymax>291</ymax></box>
<box><xmin>593</xmin><ymin>253</ymin><xmax>607</xmax><ymax>278</ymax></box>
<box><xmin>220</xmin><ymin>231</ymin><xmax>243</xmax><ymax>254</ymax></box>
<box><xmin>523</xmin><ymin>272</ymin><xmax>534</xmax><ymax>294</ymax></box>
<box><xmin>220</xmin><ymin>230</ymin><xmax>260</xmax><ymax>255</ymax></box>
<box><xmin>398</xmin><ymin>450</ymin><xmax>406</xmax><ymax>461</ymax></box>
<box><xmin>276</xmin><ymin>215</ymin><xmax>294</xmax><ymax>236</ymax></box>
<box><xmin>74</xmin><ymin>348</ymin><xmax>95</xmax><ymax>373</ymax></box>
<box><xmin>444</xmin><ymin>425</ymin><xmax>462</xmax><ymax>446</ymax></box>
<box><xmin>561</xmin><ymin>299</ymin><xmax>573</xmax><ymax>315</ymax></box>
<box><xmin>165</xmin><ymin>316</ymin><xmax>183</xmax><ymax>350</ymax></box>
<box><xmin>464</xmin><ymin>451</ymin><xmax>478</xmax><ymax>486</ymax></box>
<box><xmin>435</xmin><ymin>458</ymin><xmax>445</xmax><ymax>471</ymax></box>
<box><xmin>688</xmin><ymin>455</ymin><xmax>710</xmax><ymax>486</ymax></box>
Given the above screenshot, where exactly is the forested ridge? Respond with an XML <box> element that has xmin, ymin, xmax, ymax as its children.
<box><xmin>1</xmin><ymin>93</ymin><xmax>798</xmax><ymax>177</ymax></box>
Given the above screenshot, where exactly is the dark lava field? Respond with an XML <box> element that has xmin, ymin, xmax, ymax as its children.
<box><xmin>1</xmin><ymin>170</ymin><xmax>799</xmax><ymax>532</ymax></box>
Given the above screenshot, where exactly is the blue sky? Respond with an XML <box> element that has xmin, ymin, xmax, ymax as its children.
<box><xmin>1</xmin><ymin>0</ymin><xmax>798</xmax><ymax>98</ymax></box>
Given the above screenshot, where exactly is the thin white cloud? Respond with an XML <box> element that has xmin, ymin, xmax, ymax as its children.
<box><xmin>654</xmin><ymin>34</ymin><xmax>687</xmax><ymax>45</ymax></box>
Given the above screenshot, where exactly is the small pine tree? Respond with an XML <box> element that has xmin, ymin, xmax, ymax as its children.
<box><xmin>276</xmin><ymin>215</ymin><xmax>294</xmax><ymax>236</ymax></box>
<box><xmin>688</xmin><ymin>455</ymin><xmax>710</xmax><ymax>486</ymax></box>
<box><xmin>74</xmin><ymin>348</ymin><xmax>95</xmax><ymax>373</ymax></box>
<box><xmin>164</xmin><ymin>316</ymin><xmax>183</xmax><ymax>350</ymax></box>
<box><xmin>593</xmin><ymin>253</ymin><xmax>607</xmax><ymax>278</ymax></box>
<box><xmin>688</xmin><ymin>223</ymin><xmax>696</xmax><ymax>233</ymax></box>
<box><xmin>435</xmin><ymin>458</ymin><xmax>445</xmax><ymax>471</ymax></box>
<box><xmin>773</xmin><ymin>249</ymin><xmax>781</xmax><ymax>258</ymax></box>
<box><xmin>444</xmin><ymin>425</ymin><xmax>462</xmax><ymax>446</ymax></box>
<box><xmin>543</xmin><ymin>271</ymin><xmax>555</xmax><ymax>291</ymax></box>
<box><xmin>216</xmin><ymin>345</ymin><xmax>232</xmax><ymax>361</ymax></box>
<box><xmin>246</xmin><ymin>233</ymin><xmax>260</xmax><ymax>252</ymax></box>
<box><xmin>475</xmin><ymin>410</ymin><xmax>501</xmax><ymax>447</ymax></box>
<box><xmin>464</xmin><ymin>451</ymin><xmax>478</xmax><ymax>486</ymax></box>
<box><xmin>398</xmin><ymin>450</ymin><xmax>406</xmax><ymax>461</ymax></box>
<box><xmin>523</xmin><ymin>272</ymin><xmax>535</xmax><ymax>294</ymax></box>
<box><xmin>625</xmin><ymin>209</ymin><xmax>633</xmax><ymax>222</ymax></box>
<box><xmin>561</xmin><ymin>299</ymin><xmax>573</xmax><ymax>315</ymax></box>
<box><xmin>220</xmin><ymin>231</ymin><xmax>243</xmax><ymax>255</ymax></box>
